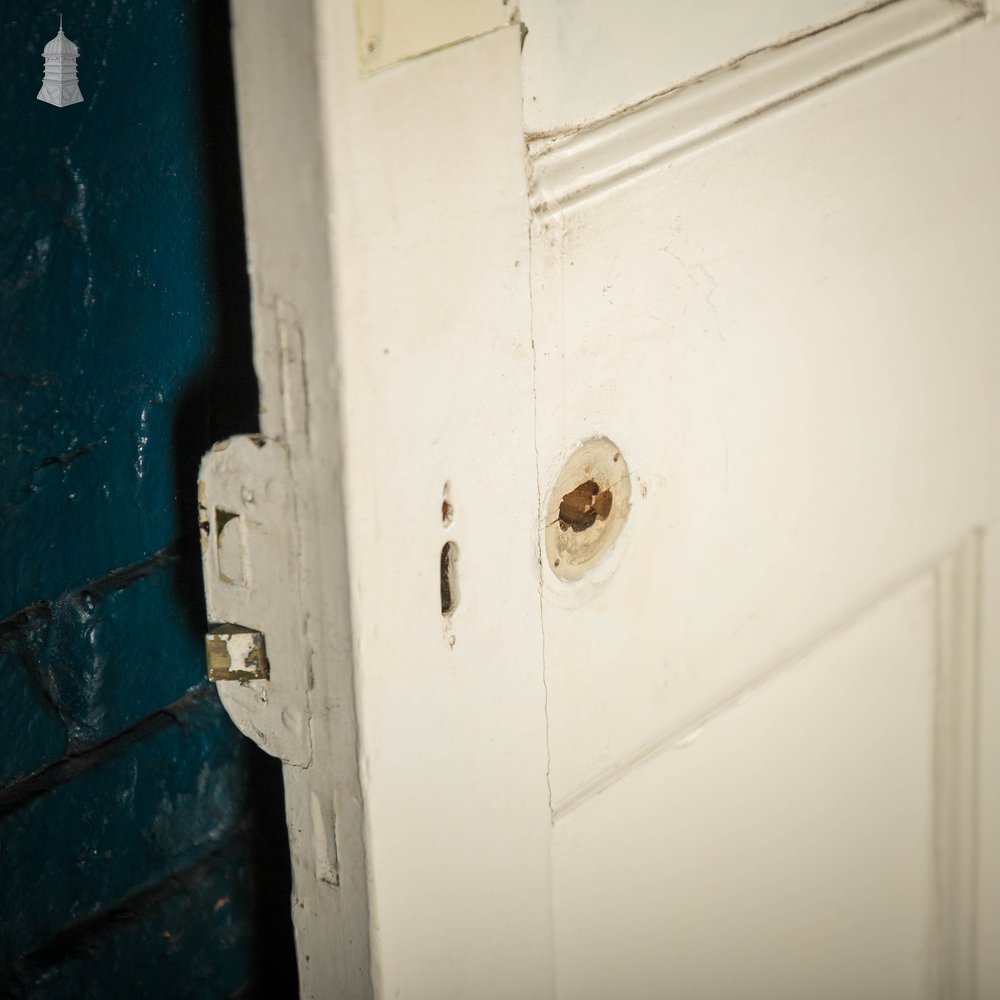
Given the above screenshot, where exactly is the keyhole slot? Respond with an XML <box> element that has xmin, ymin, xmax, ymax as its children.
<box><xmin>440</xmin><ymin>541</ymin><xmax>458</xmax><ymax>616</ymax></box>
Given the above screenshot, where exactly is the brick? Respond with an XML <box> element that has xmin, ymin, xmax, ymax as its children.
<box><xmin>0</xmin><ymin>692</ymin><xmax>248</xmax><ymax>967</ymax></box>
<box><xmin>7</xmin><ymin>842</ymin><xmax>256</xmax><ymax>1000</ymax></box>
<box><xmin>0</xmin><ymin>642</ymin><xmax>67</xmax><ymax>787</ymax></box>
<box><xmin>0</xmin><ymin>550</ymin><xmax>208</xmax><ymax>782</ymax></box>
<box><xmin>0</xmin><ymin>396</ymin><xmax>201</xmax><ymax>622</ymax></box>
<box><xmin>37</xmin><ymin>552</ymin><xmax>207</xmax><ymax>753</ymax></box>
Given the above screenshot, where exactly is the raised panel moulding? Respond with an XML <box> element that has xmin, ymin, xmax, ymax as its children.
<box><xmin>934</xmin><ymin>532</ymin><xmax>984</xmax><ymax>996</ymax></box>
<box><xmin>526</xmin><ymin>0</ymin><xmax>978</xmax><ymax>218</ymax></box>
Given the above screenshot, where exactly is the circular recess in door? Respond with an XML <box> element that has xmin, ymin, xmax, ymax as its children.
<box><xmin>545</xmin><ymin>437</ymin><xmax>631</xmax><ymax>582</ymax></box>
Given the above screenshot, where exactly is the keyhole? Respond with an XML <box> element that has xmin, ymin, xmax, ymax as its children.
<box><xmin>440</xmin><ymin>541</ymin><xmax>458</xmax><ymax>616</ymax></box>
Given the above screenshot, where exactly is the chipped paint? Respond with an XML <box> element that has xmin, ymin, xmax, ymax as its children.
<box><xmin>356</xmin><ymin>0</ymin><xmax>517</xmax><ymax>73</ymax></box>
<box><xmin>205</xmin><ymin>624</ymin><xmax>269</xmax><ymax>681</ymax></box>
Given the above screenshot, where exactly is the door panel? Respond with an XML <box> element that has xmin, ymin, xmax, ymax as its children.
<box><xmin>531</xmin><ymin>20</ymin><xmax>1000</xmax><ymax>813</ymax></box>
<box><xmin>979</xmin><ymin>523</ymin><xmax>1000</xmax><ymax>998</ymax></box>
<box><xmin>518</xmin><ymin>0</ymin><xmax>967</xmax><ymax>134</ymax></box>
<box><xmin>553</xmin><ymin>570</ymin><xmax>937</xmax><ymax>1000</ymax></box>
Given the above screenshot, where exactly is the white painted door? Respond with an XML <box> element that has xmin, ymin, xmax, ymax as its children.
<box><xmin>200</xmin><ymin>1</ymin><xmax>1000</xmax><ymax>997</ymax></box>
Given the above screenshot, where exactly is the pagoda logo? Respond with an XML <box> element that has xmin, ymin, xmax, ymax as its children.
<box><xmin>38</xmin><ymin>16</ymin><xmax>84</xmax><ymax>108</ymax></box>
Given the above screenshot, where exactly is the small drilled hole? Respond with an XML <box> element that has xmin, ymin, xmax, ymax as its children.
<box><xmin>558</xmin><ymin>480</ymin><xmax>613</xmax><ymax>533</ymax></box>
<box><xmin>440</xmin><ymin>542</ymin><xmax>458</xmax><ymax>616</ymax></box>
<box><xmin>442</xmin><ymin>483</ymin><xmax>454</xmax><ymax>526</ymax></box>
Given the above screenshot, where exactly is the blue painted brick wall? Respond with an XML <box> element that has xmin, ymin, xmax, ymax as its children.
<box><xmin>0</xmin><ymin>550</ymin><xmax>206</xmax><ymax>788</ymax></box>
<box><xmin>0</xmin><ymin>1</ymin><xmax>295</xmax><ymax>995</ymax></box>
<box><xmin>0</xmin><ymin>692</ymin><xmax>247</xmax><ymax>967</ymax></box>
<box><xmin>0</xmin><ymin>0</ymin><xmax>214</xmax><ymax>618</ymax></box>
<box><xmin>9</xmin><ymin>841</ymin><xmax>256</xmax><ymax>1000</ymax></box>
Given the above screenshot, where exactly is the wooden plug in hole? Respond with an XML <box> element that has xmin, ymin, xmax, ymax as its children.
<box><xmin>545</xmin><ymin>437</ymin><xmax>630</xmax><ymax>582</ymax></box>
<box><xmin>558</xmin><ymin>480</ymin><xmax>613</xmax><ymax>533</ymax></box>
<box><xmin>440</xmin><ymin>541</ymin><xmax>458</xmax><ymax>616</ymax></box>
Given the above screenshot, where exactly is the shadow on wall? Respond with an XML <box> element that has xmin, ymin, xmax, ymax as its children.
<box><xmin>180</xmin><ymin>2</ymin><xmax>300</xmax><ymax>996</ymax></box>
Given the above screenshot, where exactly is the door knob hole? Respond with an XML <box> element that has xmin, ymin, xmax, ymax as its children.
<box><xmin>545</xmin><ymin>437</ymin><xmax>630</xmax><ymax>582</ymax></box>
